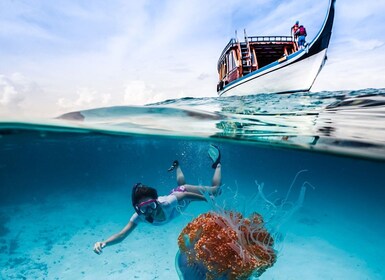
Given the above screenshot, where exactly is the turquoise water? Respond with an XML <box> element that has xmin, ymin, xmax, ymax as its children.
<box><xmin>1</xmin><ymin>89</ymin><xmax>384</xmax><ymax>279</ymax></box>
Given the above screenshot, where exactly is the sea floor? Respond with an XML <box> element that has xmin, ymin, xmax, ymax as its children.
<box><xmin>1</xmin><ymin>187</ymin><xmax>383</xmax><ymax>280</ymax></box>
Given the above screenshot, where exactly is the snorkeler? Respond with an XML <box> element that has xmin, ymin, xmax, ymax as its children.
<box><xmin>93</xmin><ymin>144</ymin><xmax>222</xmax><ymax>255</ymax></box>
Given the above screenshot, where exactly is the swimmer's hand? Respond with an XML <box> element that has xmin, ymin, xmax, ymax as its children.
<box><xmin>93</xmin><ymin>241</ymin><xmax>106</xmax><ymax>254</ymax></box>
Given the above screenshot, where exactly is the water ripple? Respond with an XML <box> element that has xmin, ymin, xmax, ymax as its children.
<box><xmin>2</xmin><ymin>89</ymin><xmax>385</xmax><ymax>160</ymax></box>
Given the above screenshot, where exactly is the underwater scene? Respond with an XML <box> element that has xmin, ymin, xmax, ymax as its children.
<box><xmin>1</xmin><ymin>89</ymin><xmax>385</xmax><ymax>279</ymax></box>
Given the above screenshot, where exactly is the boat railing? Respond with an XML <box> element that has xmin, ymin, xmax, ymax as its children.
<box><xmin>247</xmin><ymin>36</ymin><xmax>294</xmax><ymax>43</ymax></box>
<box><xmin>217</xmin><ymin>38</ymin><xmax>239</xmax><ymax>69</ymax></box>
<box><xmin>224</xmin><ymin>38</ymin><xmax>238</xmax><ymax>50</ymax></box>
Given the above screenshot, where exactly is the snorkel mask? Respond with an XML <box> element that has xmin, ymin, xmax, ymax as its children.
<box><xmin>132</xmin><ymin>183</ymin><xmax>159</xmax><ymax>223</ymax></box>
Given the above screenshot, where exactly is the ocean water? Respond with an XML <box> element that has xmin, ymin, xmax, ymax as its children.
<box><xmin>1</xmin><ymin>89</ymin><xmax>384</xmax><ymax>279</ymax></box>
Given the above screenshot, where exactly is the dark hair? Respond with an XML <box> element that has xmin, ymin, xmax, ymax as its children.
<box><xmin>131</xmin><ymin>183</ymin><xmax>158</xmax><ymax>207</ymax></box>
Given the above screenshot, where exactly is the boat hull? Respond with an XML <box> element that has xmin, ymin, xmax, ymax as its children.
<box><xmin>219</xmin><ymin>49</ymin><xmax>327</xmax><ymax>96</ymax></box>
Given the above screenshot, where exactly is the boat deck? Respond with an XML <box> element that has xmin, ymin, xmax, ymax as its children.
<box><xmin>248</xmin><ymin>36</ymin><xmax>297</xmax><ymax>69</ymax></box>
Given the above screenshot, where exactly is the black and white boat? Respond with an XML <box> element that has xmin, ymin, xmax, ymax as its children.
<box><xmin>217</xmin><ymin>0</ymin><xmax>336</xmax><ymax>96</ymax></box>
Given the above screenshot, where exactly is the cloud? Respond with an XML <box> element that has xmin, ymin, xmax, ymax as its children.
<box><xmin>0</xmin><ymin>76</ymin><xmax>23</xmax><ymax>107</ymax></box>
<box><xmin>0</xmin><ymin>73</ymin><xmax>40</xmax><ymax>107</ymax></box>
<box><xmin>57</xmin><ymin>87</ymin><xmax>111</xmax><ymax>110</ymax></box>
<box><xmin>0</xmin><ymin>73</ymin><xmax>45</xmax><ymax>117</ymax></box>
<box><xmin>55</xmin><ymin>80</ymin><xmax>167</xmax><ymax>112</ymax></box>
<box><xmin>124</xmin><ymin>80</ymin><xmax>167</xmax><ymax>105</ymax></box>
<box><xmin>348</xmin><ymin>39</ymin><xmax>384</xmax><ymax>51</ymax></box>
<box><xmin>197</xmin><ymin>73</ymin><xmax>210</xmax><ymax>81</ymax></box>
<box><xmin>313</xmin><ymin>43</ymin><xmax>385</xmax><ymax>91</ymax></box>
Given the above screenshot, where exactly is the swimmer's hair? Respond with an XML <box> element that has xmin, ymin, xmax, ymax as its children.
<box><xmin>132</xmin><ymin>183</ymin><xmax>158</xmax><ymax>206</ymax></box>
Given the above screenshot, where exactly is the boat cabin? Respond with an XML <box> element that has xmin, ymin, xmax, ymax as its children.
<box><xmin>217</xmin><ymin>33</ymin><xmax>297</xmax><ymax>92</ymax></box>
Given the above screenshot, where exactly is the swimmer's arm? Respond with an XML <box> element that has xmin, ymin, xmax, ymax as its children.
<box><xmin>93</xmin><ymin>221</ymin><xmax>137</xmax><ymax>254</ymax></box>
<box><xmin>173</xmin><ymin>192</ymin><xmax>207</xmax><ymax>202</ymax></box>
<box><xmin>103</xmin><ymin>221</ymin><xmax>137</xmax><ymax>245</ymax></box>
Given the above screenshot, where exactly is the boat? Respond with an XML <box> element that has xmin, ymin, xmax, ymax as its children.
<box><xmin>216</xmin><ymin>0</ymin><xmax>336</xmax><ymax>96</ymax></box>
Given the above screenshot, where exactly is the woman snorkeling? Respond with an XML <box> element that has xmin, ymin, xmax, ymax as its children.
<box><xmin>93</xmin><ymin>144</ymin><xmax>221</xmax><ymax>254</ymax></box>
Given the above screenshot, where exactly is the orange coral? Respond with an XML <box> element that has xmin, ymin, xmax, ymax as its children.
<box><xmin>178</xmin><ymin>212</ymin><xmax>276</xmax><ymax>280</ymax></box>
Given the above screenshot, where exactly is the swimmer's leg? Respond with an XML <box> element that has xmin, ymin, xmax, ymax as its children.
<box><xmin>211</xmin><ymin>163</ymin><xmax>221</xmax><ymax>187</ymax></box>
<box><xmin>168</xmin><ymin>160</ymin><xmax>186</xmax><ymax>186</ymax></box>
<box><xmin>176</xmin><ymin>164</ymin><xmax>186</xmax><ymax>186</ymax></box>
<box><xmin>183</xmin><ymin>163</ymin><xmax>222</xmax><ymax>196</ymax></box>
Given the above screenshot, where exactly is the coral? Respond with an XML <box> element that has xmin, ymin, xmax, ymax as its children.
<box><xmin>177</xmin><ymin>211</ymin><xmax>276</xmax><ymax>280</ymax></box>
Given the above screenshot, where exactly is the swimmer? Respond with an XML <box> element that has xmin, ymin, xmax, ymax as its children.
<box><xmin>93</xmin><ymin>144</ymin><xmax>222</xmax><ymax>254</ymax></box>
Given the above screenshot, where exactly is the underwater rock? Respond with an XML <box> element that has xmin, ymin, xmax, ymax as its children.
<box><xmin>176</xmin><ymin>211</ymin><xmax>276</xmax><ymax>280</ymax></box>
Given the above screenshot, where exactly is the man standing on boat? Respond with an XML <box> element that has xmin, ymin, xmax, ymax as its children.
<box><xmin>291</xmin><ymin>21</ymin><xmax>300</xmax><ymax>40</ymax></box>
<box><xmin>296</xmin><ymin>24</ymin><xmax>307</xmax><ymax>49</ymax></box>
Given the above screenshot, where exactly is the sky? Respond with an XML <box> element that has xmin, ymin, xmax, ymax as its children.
<box><xmin>0</xmin><ymin>0</ymin><xmax>385</xmax><ymax>118</ymax></box>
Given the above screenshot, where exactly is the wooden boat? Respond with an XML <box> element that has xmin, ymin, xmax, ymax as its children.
<box><xmin>217</xmin><ymin>0</ymin><xmax>336</xmax><ymax>96</ymax></box>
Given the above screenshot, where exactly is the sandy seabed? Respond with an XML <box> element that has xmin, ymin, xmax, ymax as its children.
<box><xmin>1</xmin><ymin>190</ymin><xmax>383</xmax><ymax>280</ymax></box>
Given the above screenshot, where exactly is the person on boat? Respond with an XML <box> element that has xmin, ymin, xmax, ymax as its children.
<box><xmin>291</xmin><ymin>21</ymin><xmax>300</xmax><ymax>40</ymax></box>
<box><xmin>93</xmin><ymin>144</ymin><xmax>222</xmax><ymax>255</ymax></box>
<box><xmin>295</xmin><ymin>25</ymin><xmax>307</xmax><ymax>49</ymax></box>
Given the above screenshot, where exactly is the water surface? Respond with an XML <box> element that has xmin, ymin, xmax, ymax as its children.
<box><xmin>1</xmin><ymin>89</ymin><xmax>384</xmax><ymax>279</ymax></box>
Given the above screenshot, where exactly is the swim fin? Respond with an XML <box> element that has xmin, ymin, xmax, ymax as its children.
<box><xmin>208</xmin><ymin>144</ymin><xmax>220</xmax><ymax>169</ymax></box>
<box><xmin>168</xmin><ymin>160</ymin><xmax>179</xmax><ymax>172</ymax></box>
